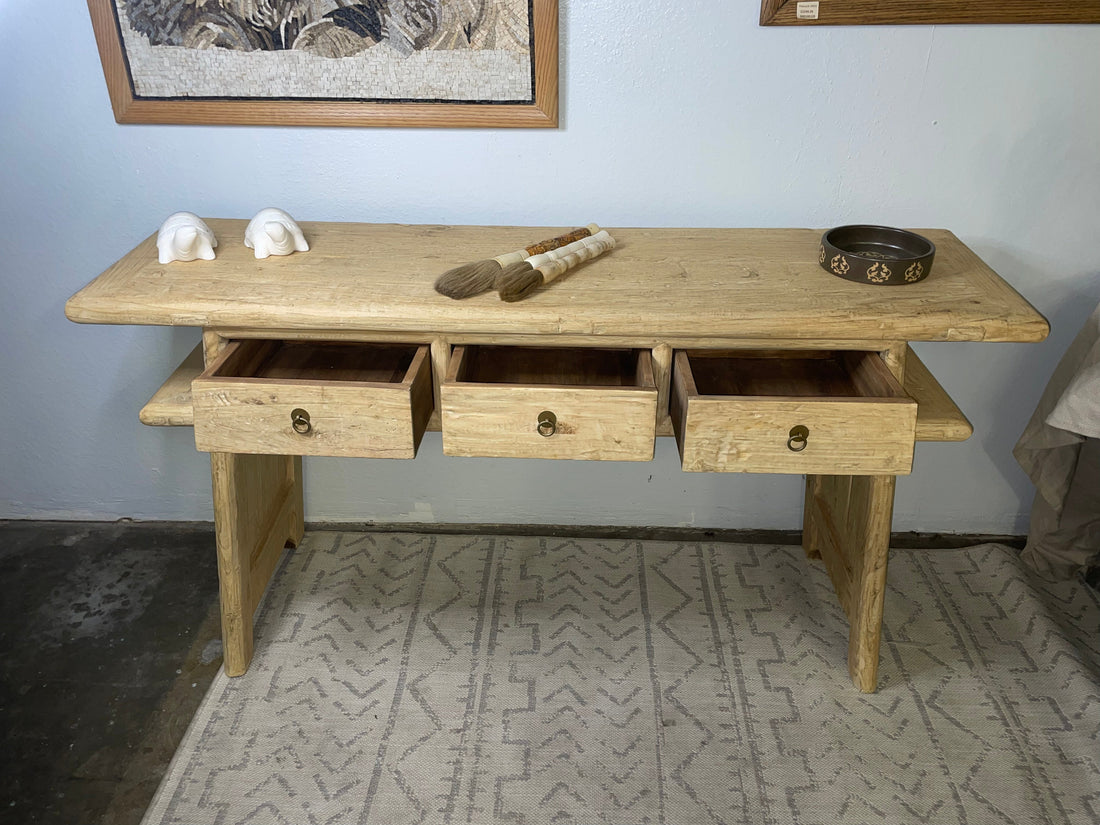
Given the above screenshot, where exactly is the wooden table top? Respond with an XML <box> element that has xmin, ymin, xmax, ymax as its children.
<box><xmin>66</xmin><ymin>221</ymin><xmax>1048</xmax><ymax>343</ymax></box>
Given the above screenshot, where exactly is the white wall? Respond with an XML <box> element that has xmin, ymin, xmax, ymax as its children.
<box><xmin>2</xmin><ymin>4</ymin><xmax>1098</xmax><ymax>533</ymax></box>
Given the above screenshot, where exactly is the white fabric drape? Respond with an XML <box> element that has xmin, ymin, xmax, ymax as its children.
<box><xmin>1014</xmin><ymin>301</ymin><xmax>1100</xmax><ymax>579</ymax></box>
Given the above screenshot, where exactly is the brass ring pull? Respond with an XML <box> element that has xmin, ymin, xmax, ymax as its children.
<box><xmin>787</xmin><ymin>425</ymin><xmax>809</xmax><ymax>452</ymax></box>
<box><xmin>291</xmin><ymin>408</ymin><xmax>312</xmax><ymax>435</ymax></box>
<box><xmin>537</xmin><ymin>410</ymin><xmax>557</xmax><ymax>437</ymax></box>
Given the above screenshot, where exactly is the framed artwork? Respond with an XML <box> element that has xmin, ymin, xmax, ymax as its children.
<box><xmin>88</xmin><ymin>0</ymin><xmax>558</xmax><ymax>127</ymax></box>
<box><xmin>761</xmin><ymin>0</ymin><xmax>1100</xmax><ymax>25</ymax></box>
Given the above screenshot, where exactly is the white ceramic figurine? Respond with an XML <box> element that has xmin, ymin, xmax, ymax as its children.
<box><xmin>156</xmin><ymin>211</ymin><xmax>218</xmax><ymax>264</ymax></box>
<box><xmin>244</xmin><ymin>208</ymin><xmax>309</xmax><ymax>259</ymax></box>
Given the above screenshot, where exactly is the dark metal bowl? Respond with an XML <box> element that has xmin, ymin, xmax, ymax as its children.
<box><xmin>819</xmin><ymin>225</ymin><xmax>935</xmax><ymax>286</ymax></box>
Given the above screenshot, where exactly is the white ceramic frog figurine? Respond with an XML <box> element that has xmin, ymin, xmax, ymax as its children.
<box><xmin>156</xmin><ymin>211</ymin><xmax>218</xmax><ymax>264</ymax></box>
<box><xmin>244</xmin><ymin>207</ymin><xmax>310</xmax><ymax>259</ymax></box>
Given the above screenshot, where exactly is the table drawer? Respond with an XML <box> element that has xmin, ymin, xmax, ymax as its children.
<box><xmin>192</xmin><ymin>340</ymin><xmax>433</xmax><ymax>458</ymax></box>
<box><xmin>441</xmin><ymin>346</ymin><xmax>658</xmax><ymax>460</ymax></box>
<box><xmin>671</xmin><ymin>350</ymin><xmax>917</xmax><ymax>475</ymax></box>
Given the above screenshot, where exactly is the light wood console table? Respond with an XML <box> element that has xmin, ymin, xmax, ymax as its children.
<box><xmin>66</xmin><ymin>222</ymin><xmax>1048</xmax><ymax>692</ymax></box>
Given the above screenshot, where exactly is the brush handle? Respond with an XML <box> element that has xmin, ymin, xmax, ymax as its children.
<box><xmin>491</xmin><ymin>224</ymin><xmax>600</xmax><ymax>267</ymax></box>
<box><xmin>524</xmin><ymin>224</ymin><xmax>599</xmax><ymax>256</ymax></box>
<box><xmin>525</xmin><ymin>231</ymin><xmax>615</xmax><ymax>284</ymax></box>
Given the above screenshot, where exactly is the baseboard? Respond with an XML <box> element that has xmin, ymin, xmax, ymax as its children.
<box><xmin>0</xmin><ymin>519</ymin><xmax>1023</xmax><ymax>550</ymax></box>
<box><xmin>309</xmin><ymin>522</ymin><xmax>1026</xmax><ymax>549</ymax></box>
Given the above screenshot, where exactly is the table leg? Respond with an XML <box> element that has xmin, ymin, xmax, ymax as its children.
<box><xmin>803</xmin><ymin>473</ymin><xmax>896</xmax><ymax>692</ymax></box>
<box><xmin>210</xmin><ymin>452</ymin><xmax>304</xmax><ymax>676</ymax></box>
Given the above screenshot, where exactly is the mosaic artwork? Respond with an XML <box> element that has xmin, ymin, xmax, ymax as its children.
<box><xmin>112</xmin><ymin>0</ymin><xmax>535</xmax><ymax>102</ymax></box>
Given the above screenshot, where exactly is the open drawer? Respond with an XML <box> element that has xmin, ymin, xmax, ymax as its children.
<box><xmin>671</xmin><ymin>350</ymin><xmax>917</xmax><ymax>475</ymax></box>
<box><xmin>192</xmin><ymin>339</ymin><xmax>433</xmax><ymax>458</ymax></box>
<box><xmin>441</xmin><ymin>346</ymin><xmax>658</xmax><ymax>460</ymax></box>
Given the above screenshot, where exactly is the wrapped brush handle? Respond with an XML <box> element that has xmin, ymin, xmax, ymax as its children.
<box><xmin>524</xmin><ymin>230</ymin><xmax>616</xmax><ymax>284</ymax></box>
<box><xmin>497</xmin><ymin>230</ymin><xmax>616</xmax><ymax>302</ymax></box>
<box><xmin>491</xmin><ymin>224</ymin><xmax>600</xmax><ymax>268</ymax></box>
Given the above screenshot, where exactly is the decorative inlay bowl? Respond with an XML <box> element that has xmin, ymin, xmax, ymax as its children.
<box><xmin>819</xmin><ymin>225</ymin><xmax>935</xmax><ymax>286</ymax></box>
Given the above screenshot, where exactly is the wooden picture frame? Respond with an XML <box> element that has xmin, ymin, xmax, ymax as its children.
<box><xmin>88</xmin><ymin>0</ymin><xmax>558</xmax><ymax>127</ymax></box>
<box><xmin>761</xmin><ymin>0</ymin><xmax>1100</xmax><ymax>25</ymax></box>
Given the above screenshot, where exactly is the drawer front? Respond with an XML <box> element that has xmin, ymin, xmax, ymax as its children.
<box><xmin>441</xmin><ymin>346</ymin><xmax>658</xmax><ymax>461</ymax></box>
<box><xmin>193</xmin><ymin>341</ymin><xmax>433</xmax><ymax>458</ymax></box>
<box><xmin>676</xmin><ymin>397</ymin><xmax>916</xmax><ymax>474</ymax></box>
<box><xmin>672</xmin><ymin>351</ymin><xmax>917</xmax><ymax>475</ymax></box>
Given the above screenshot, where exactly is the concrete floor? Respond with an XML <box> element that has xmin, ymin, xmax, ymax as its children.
<box><xmin>0</xmin><ymin>522</ymin><xmax>222</xmax><ymax>825</ymax></box>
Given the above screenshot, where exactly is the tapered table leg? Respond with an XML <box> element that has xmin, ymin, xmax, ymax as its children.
<box><xmin>210</xmin><ymin>453</ymin><xmax>304</xmax><ymax>676</ymax></box>
<box><xmin>803</xmin><ymin>473</ymin><xmax>896</xmax><ymax>692</ymax></box>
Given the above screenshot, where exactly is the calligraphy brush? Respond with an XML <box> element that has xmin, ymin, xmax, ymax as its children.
<box><xmin>498</xmin><ymin>230</ymin><xmax>616</xmax><ymax>302</ymax></box>
<box><xmin>434</xmin><ymin>224</ymin><xmax>599</xmax><ymax>299</ymax></box>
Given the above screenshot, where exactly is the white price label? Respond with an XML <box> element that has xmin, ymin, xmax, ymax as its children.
<box><xmin>796</xmin><ymin>1</ymin><xmax>820</xmax><ymax>19</ymax></box>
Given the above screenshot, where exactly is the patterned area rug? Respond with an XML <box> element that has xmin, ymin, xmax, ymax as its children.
<box><xmin>142</xmin><ymin>533</ymin><xmax>1100</xmax><ymax>825</ymax></box>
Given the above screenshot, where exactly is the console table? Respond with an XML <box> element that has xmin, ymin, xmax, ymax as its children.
<box><xmin>66</xmin><ymin>222</ymin><xmax>1048</xmax><ymax>692</ymax></box>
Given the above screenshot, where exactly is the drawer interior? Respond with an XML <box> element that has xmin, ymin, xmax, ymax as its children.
<box><xmin>450</xmin><ymin>345</ymin><xmax>654</xmax><ymax>388</ymax></box>
<box><xmin>681</xmin><ymin>350</ymin><xmax>905</xmax><ymax>399</ymax></box>
<box><xmin>212</xmin><ymin>340</ymin><xmax>420</xmax><ymax>384</ymax></box>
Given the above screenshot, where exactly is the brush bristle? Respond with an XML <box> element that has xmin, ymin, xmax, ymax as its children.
<box><xmin>498</xmin><ymin>264</ymin><xmax>543</xmax><ymax>302</ymax></box>
<box><xmin>434</xmin><ymin>259</ymin><xmax>501</xmax><ymax>299</ymax></box>
<box><xmin>494</xmin><ymin>260</ymin><xmax>531</xmax><ymax>289</ymax></box>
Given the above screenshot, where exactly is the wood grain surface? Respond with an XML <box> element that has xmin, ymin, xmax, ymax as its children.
<box><xmin>139</xmin><ymin>343</ymin><xmax>202</xmax><ymax>426</ymax></box>
<box><xmin>193</xmin><ymin>340</ymin><xmax>432</xmax><ymax>457</ymax></box>
<box><xmin>67</xmin><ymin>222</ymin><xmax>1048</xmax><ymax>344</ymax></box>
<box><xmin>136</xmin><ymin>340</ymin><xmax>973</xmax><ymax>444</ymax></box>
<box><xmin>671</xmin><ymin>351</ymin><xmax>917</xmax><ymax>475</ymax></box>
<box><xmin>211</xmin><ymin>452</ymin><xmax>303</xmax><ymax>676</ymax></box>
<box><xmin>441</xmin><ymin>346</ymin><xmax>658</xmax><ymax>460</ymax></box>
<box><xmin>761</xmin><ymin>0</ymin><xmax>1100</xmax><ymax>25</ymax></box>
<box><xmin>905</xmin><ymin>346</ymin><xmax>972</xmax><ymax>442</ymax></box>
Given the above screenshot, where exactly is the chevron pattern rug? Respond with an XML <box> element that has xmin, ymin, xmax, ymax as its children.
<box><xmin>142</xmin><ymin>533</ymin><xmax>1100</xmax><ymax>825</ymax></box>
